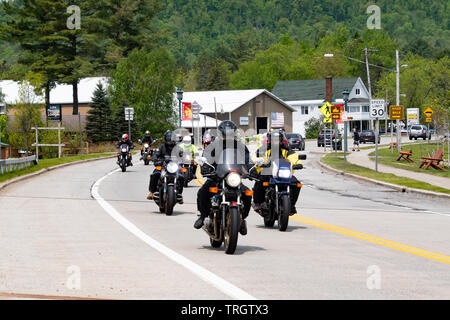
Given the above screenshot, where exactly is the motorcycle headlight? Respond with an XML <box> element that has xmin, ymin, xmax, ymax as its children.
<box><xmin>226</xmin><ymin>172</ymin><xmax>242</xmax><ymax>188</ymax></box>
<box><xmin>167</xmin><ymin>161</ymin><xmax>179</xmax><ymax>174</ymax></box>
<box><xmin>278</xmin><ymin>168</ymin><xmax>292</xmax><ymax>179</ymax></box>
<box><xmin>144</xmin><ymin>144</ymin><xmax>149</xmax><ymax>148</ymax></box>
<box><xmin>121</xmin><ymin>148</ymin><xmax>127</xmax><ymax>153</ymax></box>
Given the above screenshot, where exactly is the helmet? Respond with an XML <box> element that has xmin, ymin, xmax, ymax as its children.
<box><xmin>145</xmin><ymin>130</ymin><xmax>150</xmax><ymax>135</ymax></box>
<box><xmin>163</xmin><ymin>130</ymin><xmax>176</xmax><ymax>147</ymax></box>
<box><xmin>218</xmin><ymin>120</ymin><xmax>237</xmax><ymax>138</ymax></box>
<box><xmin>182</xmin><ymin>135</ymin><xmax>191</xmax><ymax>146</ymax></box>
<box><xmin>122</xmin><ymin>133</ymin><xmax>129</xmax><ymax>142</ymax></box>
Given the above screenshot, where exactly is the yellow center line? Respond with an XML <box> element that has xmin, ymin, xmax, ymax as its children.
<box><xmin>290</xmin><ymin>215</ymin><xmax>450</xmax><ymax>265</ymax></box>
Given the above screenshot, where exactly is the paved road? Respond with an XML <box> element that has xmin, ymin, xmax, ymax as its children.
<box><xmin>0</xmin><ymin>150</ymin><xmax>449</xmax><ymax>299</ymax></box>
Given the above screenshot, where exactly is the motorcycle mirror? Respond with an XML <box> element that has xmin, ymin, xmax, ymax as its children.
<box><xmin>298</xmin><ymin>154</ymin><xmax>307</xmax><ymax>160</ymax></box>
<box><xmin>194</xmin><ymin>156</ymin><xmax>205</xmax><ymax>166</ymax></box>
<box><xmin>138</xmin><ymin>139</ymin><xmax>142</xmax><ymax>144</ymax></box>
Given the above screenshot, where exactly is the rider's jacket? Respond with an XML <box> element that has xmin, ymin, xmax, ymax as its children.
<box><xmin>255</xmin><ymin>145</ymin><xmax>302</xmax><ymax>174</ymax></box>
<box><xmin>179</xmin><ymin>144</ymin><xmax>199</xmax><ymax>158</ymax></box>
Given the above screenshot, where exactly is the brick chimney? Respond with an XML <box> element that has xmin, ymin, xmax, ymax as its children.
<box><xmin>325</xmin><ymin>76</ymin><xmax>332</xmax><ymax>102</ymax></box>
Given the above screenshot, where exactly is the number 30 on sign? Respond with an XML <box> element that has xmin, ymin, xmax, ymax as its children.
<box><xmin>370</xmin><ymin>99</ymin><xmax>385</xmax><ymax>119</ymax></box>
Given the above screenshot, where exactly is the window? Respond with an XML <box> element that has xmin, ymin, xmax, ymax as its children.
<box><xmin>356</xmin><ymin>88</ymin><xmax>361</xmax><ymax>95</ymax></box>
<box><xmin>301</xmin><ymin>106</ymin><xmax>309</xmax><ymax>115</ymax></box>
<box><xmin>349</xmin><ymin>106</ymin><xmax>360</xmax><ymax>113</ymax></box>
<box><xmin>362</xmin><ymin>105</ymin><xmax>370</xmax><ymax>112</ymax></box>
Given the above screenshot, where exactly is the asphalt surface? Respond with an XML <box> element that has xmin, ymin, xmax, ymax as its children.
<box><xmin>0</xmin><ymin>144</ymin><xmax>449</xmax><ymax>299</ymax></box>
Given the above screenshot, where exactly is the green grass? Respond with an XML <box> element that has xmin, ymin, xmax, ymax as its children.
<box><xmin>368</xmin><ymin>142</ymin><xmax>449</xmax><ymax>178</ymax></box>
<box><xmin>0</xmin><ymin>153</ymin><xmax>115</xmax><ymax>183</ymax></box>
<box><xmin>321</xmin><ymin>153</ymin><xmax>450</xmax><ymax>194</ymax></box>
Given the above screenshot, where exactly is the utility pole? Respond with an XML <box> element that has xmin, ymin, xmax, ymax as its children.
<box><xmin>365</xmin><ymin>48</ymin><xmax>373</xmax><ymax>130</ymax></box>
<box><xmin>396</xmin><ymin>50</ymin><xmax>401</xmax><ymax>152</ymax></box>
<box><xmin>385</xmin><ymin>88</ymin><xmax>388</xmax><ymax>136</ymax></box>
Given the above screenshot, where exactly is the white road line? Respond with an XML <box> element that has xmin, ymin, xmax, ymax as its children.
<box><xmin>91</xmin><ymin>169</ymin><xmax>256</xmax><ymax>300</ymax></box>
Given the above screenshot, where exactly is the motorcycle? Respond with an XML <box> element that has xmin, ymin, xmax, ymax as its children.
<box><xmin>180</xmin><ymin>152</ymin><xmax>195</xmax><ymax>187</ymax></box>
<box><xmin>195</xmin><ymin>152</ymin><xmax>256</xmax><ymax>255</ymax></box>
<box><xmin>141</xmin><ymin>143</ymin><xmax>152</xmax><ymax>165</ymax></box>
<box><xmin>117</xmin><ymin>144</ymin><xmax>132</xmax><ymax>172</ymax></box>
<box><xmin>251</xmin><ymin>155</ymin><xmax>306</xmax><ymax>231</ymax></box>
<box><xmin>152</xmin><ymin>156</ymin><xmax>184</xmax><ymax>216</ymax></box>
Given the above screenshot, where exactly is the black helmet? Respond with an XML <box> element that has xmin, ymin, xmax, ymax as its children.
<box><xmin>163</xmin><ymin>130</ymin><xmax>176</xmax><ymax>147</ymax></box>
<box><xmin>218</xmin><ymin>120</ymin><xmax>237</xmax><ymax>138</ymax></box>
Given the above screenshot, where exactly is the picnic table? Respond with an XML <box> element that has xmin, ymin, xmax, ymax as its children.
<box><xmin>397</xmin><ymin>149</ymin><xmax>413</xmax><ymax>163</ymax></box>
<box><xmin>418</xmin><ymin>149</ymin><xmax>447</xmax><ymax>171</ymax></box>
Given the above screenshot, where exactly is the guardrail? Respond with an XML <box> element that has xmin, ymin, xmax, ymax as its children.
<box><xmin>0</xmin><ymin>155</ymin><xmax>37</xmax><ymax>174</ymax></box>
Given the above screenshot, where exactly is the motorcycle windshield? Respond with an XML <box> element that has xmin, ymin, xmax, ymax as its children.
<box><xmin>215</xmin><ymin>148</ymin><xmax>248</xmax><ymax>179</ymax></box>
<box><xmin>120</xmin><ymin>144</ymin><xmax>129</xmax><ymax>152</ymax></box>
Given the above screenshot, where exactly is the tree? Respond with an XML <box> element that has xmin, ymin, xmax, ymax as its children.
<box><xmin>85</xmin><ymin>82</ymin><xmax>113</xmax><ymax>143</ymax></box>
<box><xmin>304</xmin><ymin>117</ymin><xmax>322</xmax><ymax>139</ymax></box>
<box><xmin>9</xmin><ymin>72</ymin><xmax>44</xmax><ymax>153</ymax></box>
<box><xmin>110</xmin><ymin>48</ymin><xmax>177</xmax><ymax>138</ymax></box>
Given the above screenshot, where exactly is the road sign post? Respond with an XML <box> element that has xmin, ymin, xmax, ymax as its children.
<box><xmin>124</xmin><ymin>107</ymin><xmax>134</xmax><ymax>140</ymax></box>
<box><xmin>370</xmin><ymin>99</ymin><xmax>386</xmax><ymax>172</ymax></box>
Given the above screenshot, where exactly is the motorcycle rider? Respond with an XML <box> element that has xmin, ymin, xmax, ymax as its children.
<box><xmin>202</xmin><ymin>130</ymin><xmax>215</xmax><ymax>150</ymax></box>
<box><xmin>180</xmin><ymin>135</ymin><xmax>199</xmax><ymax>179</ymax></box>
<box><xmin>140</xmin><ymin>130</ymin><xmax>153</xmax><ymax>159</ymax></box>
<box><xmin>115</xmin><ymin>133</ymin><xmax>134</xmax><ymax>166</ymax></box>
<box><xmin>194</xmin><ymin>120</ymin><xmax>252</xmax><ymax>235</ymax></box>
<box><xmin>147</xmin><ymin>130</ymin><xmax>185</xmax><ymax>202</ymax></box>
<box><xmin>252</xmin><ymin>129</ymin><xmax>303</xmax><ymax>215</ymax></box>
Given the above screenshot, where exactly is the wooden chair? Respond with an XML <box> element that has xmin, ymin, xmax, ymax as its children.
<box><xmin>419</xmin><ymin>149</ymin><xmax>447</xmax><ymax>171</ymax></box>
<box><xmin>397</xmin><ymin>149</ymin><xmax>413</xmax><ymax>162</ymax></box>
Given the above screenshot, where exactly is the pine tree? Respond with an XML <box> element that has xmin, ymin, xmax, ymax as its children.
<box><xmin>85</xmin><ymin>82</ymin><xmax>113</xmax><ymax>143</ymax></box>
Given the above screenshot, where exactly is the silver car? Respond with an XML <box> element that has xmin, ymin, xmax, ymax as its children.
<box><xmin>408</xmin><ymin>125</ymin><xmax>430</xmax><ymax>140</ymax></box>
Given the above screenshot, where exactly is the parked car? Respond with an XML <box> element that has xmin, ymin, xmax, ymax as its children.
<box><xmin>286</xmin><ymin>133</ymin><xmax>305</xmax><ymax>151</ymax></box>
<box><xmin>317</xmin><ymin>129</ymin><xmax>342</xmax><ymax>149</ymax></box>
<box><xmin>359</xmin><ymin>130</ymin><xmax>381</xmax><ymax>144</ymax></box>
<box><xmin>408</xmin><ymin>124</ymin><xmax>430</xmax><ymax>140</ymax></box>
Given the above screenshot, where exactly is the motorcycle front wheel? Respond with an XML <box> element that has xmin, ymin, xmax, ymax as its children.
<box><xmin>224</xmin><ymin>207</ymin><xmax>240</xmax><ymax>254</ymax></box>
<box><xmin>164</xmin><ymin>185</ymin><xmax>175</xmax><ymax>216</ymax></box>
<box><xmin>278</xmin><ymin>194</ymin><xmax>290</xmax><ymax>231</ymax></box>
<box><xmin>120</xmin><ymin>159</ymin><xmax>126</xmax><ymax>172</ymax></box>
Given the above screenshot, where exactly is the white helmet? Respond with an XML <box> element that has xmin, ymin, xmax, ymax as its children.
<box><xmin>183</xmin><ymin>135</ymin><xmax>191</xmax><ymax>146</ymax></box>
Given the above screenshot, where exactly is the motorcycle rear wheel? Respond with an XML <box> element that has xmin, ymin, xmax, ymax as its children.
<box><xmin>210</xmin><ymin>238</ymin><xmax>222</xmax><ymax>248</ymax></box>
<box><xmin>263</xmin><ymin>212</ymin><xmax>275</xmax><ymax>227</ymax></box>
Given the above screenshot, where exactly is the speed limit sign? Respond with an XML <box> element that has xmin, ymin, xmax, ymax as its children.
<box><xmin>370</xmin><ymin>99</ymin><xmax>385</xmax><ymax>119</ymax></box>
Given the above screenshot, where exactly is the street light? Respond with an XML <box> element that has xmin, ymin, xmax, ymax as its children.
<box><xmin>342</xmin><ymin>88</ymin><xmax>350</xmax><ymax>166</ymax></box>
<box><xmin>176</xmin><ymin>87</ymin><xmax>183</xmax><ymax>128</ymax></box>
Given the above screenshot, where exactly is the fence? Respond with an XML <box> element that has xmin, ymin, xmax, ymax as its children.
<box><xmin>0</xmin><ymin>155</ymin><xmax>37</xmax><ymax>174</ymax></box>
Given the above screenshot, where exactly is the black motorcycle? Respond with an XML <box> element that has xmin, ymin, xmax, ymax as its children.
<box><xmin>180</xmin><ymin>152</ymin><xmax>195</xmax><ymax>187</ymax></box>
<box><xmin>251</xmin><ymin>155</ymin><xmax>306</xmax><ymax>231</ymax></box>
<box><xmin>195</xmin><ymin>152</ymin><xmax>256</xmax><ymax>255</ymax></box>
<box><xmin>139</xmin><ymin>139</ymin><xmax>158</xmax><ymax>165</ymax></box>
<box><xmin>152</xmin><ymin>156</ymin><xmax>184</xmax><ymax>215</ymax></box>
<box><xmin>117</xmin><ymin>144</ymin><xmax>132</xmax><ymax>172</ymax></box>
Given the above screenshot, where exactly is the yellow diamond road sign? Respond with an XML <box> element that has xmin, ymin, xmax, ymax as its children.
<box><xmin>320</xmin><ymin>102</ymin><xmax>332</xmax><ymax>118</ymax></box>
<box><xmin>424</xmin><ymin>107</ymin><xmax>434</xmax><ymax>117</ymax></box>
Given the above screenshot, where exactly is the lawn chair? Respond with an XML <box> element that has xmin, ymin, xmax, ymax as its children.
<box><xmin>418</xmin><ymin>149</ymin><xmax>447</xmax><ymax>171</ymax></box>
<box><xmin>397</xmin><ymin>149</ymin><xmax>413</xmax><ymax>163</ymax></box>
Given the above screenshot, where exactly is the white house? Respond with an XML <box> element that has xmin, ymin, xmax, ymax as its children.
<box><xmin>272</xmin><ymin>77</ymin><xmax>384</xmax><ymax>136</ymax></box>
